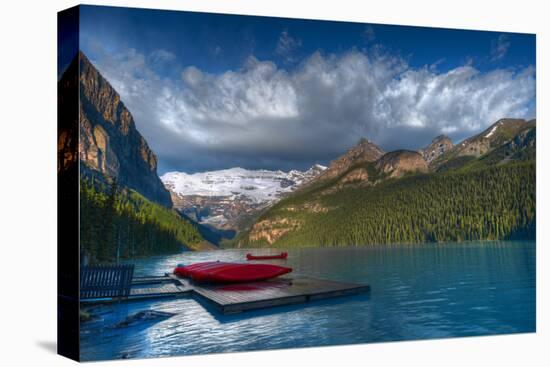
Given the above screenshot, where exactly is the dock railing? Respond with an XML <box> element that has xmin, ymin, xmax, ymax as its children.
<box><xmin>80</xmin><ymin>264</ymin><xmax>135</xmax><ymax>300</ymax></box>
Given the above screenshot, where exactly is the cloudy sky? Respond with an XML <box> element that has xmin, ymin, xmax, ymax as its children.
<box><xmin>72</xmin><ymin>5</ymin><xmax>535</xmax><ymax>174</ymax></box>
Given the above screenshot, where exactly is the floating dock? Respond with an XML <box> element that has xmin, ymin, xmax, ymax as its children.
<box><xmin>171</xmin><ymin>275</ymin><xmax>370</xmax><ymax>314</ymax></box>
<box><xmin>83</xmin><ymin>273</ymin><xmax>370</xmax><ymax>314</ymax></box>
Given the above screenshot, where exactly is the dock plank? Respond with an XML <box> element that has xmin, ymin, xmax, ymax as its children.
<box><xmin>131</xmin><ymin>276</ymin><xmax>174</xmax><ymax>285</ymax></box>
<box><xmin>172</xmin><ymin>275</ymin><xmax>370</xmax><ymax>314</ymax></box>
<box><xmin>84</xmin><ymin>273</ymin><xmax>370</xmax><ymax>313</ymax></box>
<box><xmin>130</xmin><ymin>284</ymin><xmax>187</xmax><ymax>297</ymax></box>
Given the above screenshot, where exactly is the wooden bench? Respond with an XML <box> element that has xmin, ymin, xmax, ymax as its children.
<box><xmin>80</xmin><ymin>264</ymin><xmax>134</xmax><ymax>300</ymax></box>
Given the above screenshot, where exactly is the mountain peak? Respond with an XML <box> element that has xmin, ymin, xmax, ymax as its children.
<box><xmin>310</xmin><ymin>138</ymin><xmax>385</xmax><ymax>183</ymax></box>
<box><xmin>356</xmin><ymin>136</ymin><xmax>383</xmax><ymax>148</ymax></box>
<box><xmin>420</xmin><ymin>135</ymin><xmax>454</xmax><ymax>164</ymax></box>
<box><xmin>428</xmin><ymin>117</ymin><xmax>535</xmax><ymax>170</ymax></box>
<box><xmin>77</xmin><ymin>49</ymin><xmax>89</xmax><ymax>64</ymax></box>
<box><xmin>61</xmin><ymin>51</ymin><xmax>91</xmax><ymax>81</ymax></box>
<box><xmin>433</xmin><ymin>134</ymin><xmax>450</xmax><ymax>142</ymax></box>
<box><xmin>375</xmin><ymin>150</ymin><xmax>428</xmax><ymax>178</ymax></box>
<box><xmin>478</xmin><ymin>118</ymin><xmax>530</xmax><ymax>142</ymax></box>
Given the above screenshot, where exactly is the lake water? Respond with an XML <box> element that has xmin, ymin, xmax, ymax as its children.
<box><xmin>80</xmin><ymin>241</ymin><xmax>535</xmax><ymax>361</ymax></box>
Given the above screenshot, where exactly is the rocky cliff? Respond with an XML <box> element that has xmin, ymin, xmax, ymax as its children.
<box><xmin>71</xmin><ymin>51</ymin><xmax>172</xmax><ymax>207</ymax></box>
<box><xmin>308</xmin><ymin>138</ymin><xmax>384</xmax><ymax>185</ymax></box>
<box><xmin>420</xmin><ymin>135</ymin><xmax>454</xmax><ymax>164</ymax></box>
<box><xmin>430</xmin><ymin>118</ymin><xmax>533</xmax><ymax>170</ymax></box>
<box><xmin>375</xmin><ymin>150</ymin><xmax>429</xmax><ymax>178</ymax></box>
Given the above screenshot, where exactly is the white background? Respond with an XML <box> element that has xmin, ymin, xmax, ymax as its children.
<box><xmin>0</xmin><ymin>0</ymin><xmax>547</xmax><ymax>366</ymax></box>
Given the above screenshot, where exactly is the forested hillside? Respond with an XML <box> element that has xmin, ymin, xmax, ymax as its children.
<box><xmin>235</xmin><ymin>161</ymin><xmax>535</xmax><ymax>247</ymax></box>
<box><xmin>80</xmin><ymin>179</ymin><xmax>207</xmax><ymax>263</ymax></box>
<box><xmin>232</xmin><ymin>118</ymin><xmax>536</xmax><ymax>248</ymax></box>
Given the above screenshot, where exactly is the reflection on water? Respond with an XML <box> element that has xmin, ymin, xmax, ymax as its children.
<box><xmin>80</xmin><ymin>241</ymin><xmax>535</xmax><ymax>361</ymax></box>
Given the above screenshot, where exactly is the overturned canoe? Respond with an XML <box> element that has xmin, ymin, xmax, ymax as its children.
<box><xmin>246</xmin><ymin>252</ymin><xmax>288</xmax><ymax>260</ymax></box>
<box><xmin>173</xmin><ymin>261</ymin><xmax>292</xmax><ymax>283</ymax></box>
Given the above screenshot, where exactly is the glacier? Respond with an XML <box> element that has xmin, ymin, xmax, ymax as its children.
<box><xmin>161</xmin><ymin>165</ymin><xmax>326</xmax><ymax>204</ymax></box>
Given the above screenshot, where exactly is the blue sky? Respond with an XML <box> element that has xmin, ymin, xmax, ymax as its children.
<box><xmin>69</xmin><ymin>5</ymin><xmax>536</xmax><ymax>173</ymax></box>
<box><xmin>76</xmin><ymin>5</ymin><xmax>535</xmax><ymax>75</ymax></box>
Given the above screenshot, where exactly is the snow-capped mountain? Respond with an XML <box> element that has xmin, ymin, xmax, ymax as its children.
<box><xmin>161</xmin><ymin>165</ymin><xmax>326</xmax><ymax>230</ymax></box>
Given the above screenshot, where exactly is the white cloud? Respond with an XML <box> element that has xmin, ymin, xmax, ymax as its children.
<box><xmin>275</xmin><ymin>30</ymin><xmax>302</xmax><ymax>64</ymax></box>
<box><xmin>149</xmin><ymin>49</ymin><xmax>176</xmax><ymax>64</ymax></box>
<box><xmin>88</xmin><ymin>46</ymin><xmax>536</xmax><ymax>173</ymax></box>
<box><xmin>181</xmin><ymin>66</ymin><xmax>204</xmax><ymax>88</ymax></box>
<box><xmin>491</xmin><ymin>34</ymin><xmax>511</xmax><ymax>61</ymax></box>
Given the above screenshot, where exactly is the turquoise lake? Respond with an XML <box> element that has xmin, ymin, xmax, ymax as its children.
<box><xmin>80</xmin><ymin>241</ymin><xmax>535</xmax><ymax>361</ymax></box>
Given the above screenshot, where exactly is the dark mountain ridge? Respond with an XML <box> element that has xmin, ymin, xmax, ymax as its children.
<box><xmin>430</xmin><ymin>118</ymin><xmax>535</xmax><ymax>170</ymax></box>
<box><xmin>309</xmin><ymin>138</ymin><xmax>385</xmax><ymax>184</ymax></box>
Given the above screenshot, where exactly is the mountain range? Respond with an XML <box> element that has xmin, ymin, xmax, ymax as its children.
<box><xmin>159</xmin><ymin>116</ymin><xmax>535</xmax><ymax>249</ymax></box>
<box><xmin>161</xmin><ymin>165</ymin><xmax>326</xmax><ymax>231</ymax></box>
<box><xmin>234</xmin><ymin>118</ymin><xmax>536</xmax><ymax>247</ymax></box>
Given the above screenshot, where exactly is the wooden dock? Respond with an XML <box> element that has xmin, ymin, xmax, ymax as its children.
<box><xmin>171</xmin><ymin>275</ymin><xmax>370</xmax><ymax>314</ymax></box>
<box><xmin>82</xmin><ymin>273</ymin><xmax>370</xmax><ymax>314</ymax></box>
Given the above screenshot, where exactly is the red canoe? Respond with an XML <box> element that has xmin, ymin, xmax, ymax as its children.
<box><xmin>246</xmin><ymin>252</ymin><xmax>288</xmax><ymax>260</ymax></box>
<box><xmin>173</xmin><ymin>261</ymin><xmax>292</xmax><ymax>283</ymax></box>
